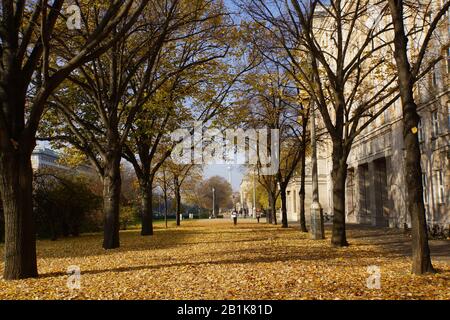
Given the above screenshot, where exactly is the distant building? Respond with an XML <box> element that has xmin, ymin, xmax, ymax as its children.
<box><xmin>239</xmin><ymin>177</ymin><xmax>255</xmax><ymax>217</ymax></box>
<box><xmin>31</xmin><ymin>146</ymin><xmax>95</xmax><ymax>176</ymax></box>
<box><xmin>31</xmin><ymin>147</ymin><xmax>65</xmax><ymax>171</ymax></box>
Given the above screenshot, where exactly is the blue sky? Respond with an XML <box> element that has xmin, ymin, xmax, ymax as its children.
<box><xmin>203</xmin><ymin>0</ymin><xmax>245</xmax><ymax>191</ymax></box>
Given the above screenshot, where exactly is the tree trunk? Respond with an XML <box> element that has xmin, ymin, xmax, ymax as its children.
<box><xmin>173</xmin><ymin>175</ymin><xmax>181</xmax><ymax>227</ymax></box>
<box><xmin>0</xmin><ymin>149</ymin><xmax>38</xmax><ymax>280</ymax></box>
<box><xmin>0</xmin><ymin>67</ymin><xmax>38</xmax><ymax>279</ymax></box>
<box><xmin>388</xmin><ymin>0</ymin><xmax>435</xmax><ymax>274</ymax></box>
<box><xmin>280</xmin><ymin>185</ymin><xmax>288</xmax><ymax>228</ymax></box>
<box><xmin>164</xmin><ymin>188</ymin><xmax>168</xmax><ymax>229</ymax></box>
<box><xmin>102</xmin><ymin>158</ymin><xmax>122</xmax><ymax>249</ymax></box>
<box><xmin>175</xmin><ymin>182</ymin><xmax>181</xmax><ymax>227</ymax></box>
<box><xmin>140</xmin><ymin>181</ymin><xmax>154</xmax><ymax>236</ymax></box>
<box><xmin>331</xmin><ymin>143</ymin><xmax>349</xmax><ymax>247</ymax></box>
<box><xmin>266</xmin><ymin>190</ymin><xmax>273</xmax><ymax>224</ymax></box>
<box><xmin>175</xmin><ymin>188</ymin><xmax>181</xmax><ymax>227</ymax></box>
<box><xmin>299</xmin><ymin>153</ymin><xmax>308</xmax><ymax>232</ymax></box>
<box><xmin>403</xmin><ymin>107</ymin><xmax>435</xmax><ymax>274</ymax></box>
<box><xmin>269</xmin><ymin>191</ymin><xmax>277</xmax><ymax>225</ymax></box>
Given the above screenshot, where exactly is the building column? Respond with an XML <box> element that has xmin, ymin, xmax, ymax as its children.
<box><xmin>310</xmin><ymin>102</ymin><xmax>324</xmax><ymax>240</ymax></box>
<box><xmin>293</xmin><ymin>189</ymin><xmax>298</xmax><ymax>221</ymax></box>
<box><xmin>369</xmin><ymin>160</ymin><xmax>389</xmax><ymax>227</ymax></box>
<box><xmin>357</xmin><ymin>164</ymin><xmax>370</xmax><ymax>225</ymax></box>
<box><xmin>377</xmin><ymin>159</ymin><xmax>390</xmax><ymax>227</ymax></box>
<box><xmin>353</xmin><ymin>166</ymin><xmax>362</xmax><ymax>224</ymax></box>
<box><xmin>368</xmin><ymin>162</ymin><xmax>378</xmax><ymax>226</ymax></box>
<box><xmin>385</xmin><ymin>157</ymin><xmax>395</xmax><ymax>228</ymax></box>
<box><xmin>286</xmin><ymin>190</ymin><xmax>291</xmax><ymax>220</ymax></box>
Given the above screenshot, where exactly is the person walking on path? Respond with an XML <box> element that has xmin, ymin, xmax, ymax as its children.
<box><xmin>232</xmin><ymin>210</ymin><xmax>238</xmax><ymax>226</ymax></box>
<box><xmin>256</xmin><ymin>210</ymin><xmax>261</xmax><ymax>224</ymax></box>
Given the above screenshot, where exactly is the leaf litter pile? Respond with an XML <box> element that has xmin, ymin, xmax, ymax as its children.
<box><xmin>0</xmin><ymin>220</ymin><xmax>449</xmax><ymax>300</ymax></box>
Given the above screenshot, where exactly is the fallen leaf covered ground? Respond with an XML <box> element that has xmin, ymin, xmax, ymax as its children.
<box><xmin>0</xmin><ymin>220</ymin><xmax>449</xmax><ymax>300</ymax></box>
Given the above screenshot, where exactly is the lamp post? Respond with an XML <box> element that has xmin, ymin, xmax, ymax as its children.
<box><xmin>310</xmin><ymin>101</ymin><xmax>325</xmax><ymax>240</ymax></box>
<box><xmin>253</xmin><ymin>167</ymin><xmax>257</xmax><ymax>218</ymax></box>
<box><xmin>212</xmin><ymin>187</ymin><xmax>216</xmax><ymax>218</ymax></box>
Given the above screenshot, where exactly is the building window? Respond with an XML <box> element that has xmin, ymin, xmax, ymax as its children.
<box><xmin>418</xmin><ymin>120</ymin><xmax>425</xmax><ymax>142</ymax></box>
<box><xmin>426</xmin><ymin>11</ymin><xmax>432</xmax><ymax>23</ymax></box>
<box><xmin>431</xmin><ymin>111</ymin><xmax>439</xmax><ymax>138</ymax></box>
<box><xmin>448</xmin><ymin>102</ymin><xmax>450</xmax><ymax>131</ymax></box>
<box><xmin>422</xmin><ymin>173</ymin><xmax>428</xmax><ymax>204</ymax></box>
<box><xmin>447</xmin><ymin>47</ymin><xmax>450</xmax><ymax>74</ymax></box>
<box><xmin>384</xmin><ymin>107</ymin><xmax>390</xmax><ymax>124</ymax></box>
<box><xmin>432</xmin><ymin>66</ymin><xmax>438</xmax><ymax>87</ymax></box>
<box><xmin>293</xmin><ymin>192</ymin><xmax>297</xmax><ymax>213</ymax></box>
<box><xmin>435</xmin><ymin>170</ymin><xmax>445</xmax><ymax>205</ymax></box>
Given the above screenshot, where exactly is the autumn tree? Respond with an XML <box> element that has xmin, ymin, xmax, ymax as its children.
<box><xmin>154</xmin><ymin>161</ymin><xmax>202</xmax><ymax>226</ymax></box>
<box><xmin>167</xmin><ymin>163</ymin><xmax>202</xmax><ymax>226</ymax></box>
<box><xmin>123</xmin><ymin>56</ymin><xmax>236</xmax><ymax>235</ymax></box>
<box><xmin>154</xmin><ymin>163</ymin><xmax>172</xmax><ymax>228</ymax></box>
<box><xmin>242</xmin><ymin>0</ymin><xmax>405</xmax><ymax>246</ymax></box>
<box><xmin>123</xmin><ymin>76</ymin><xmax>192</xmax><ymax>236</ymax></box>
<box><xmin>232</xmin><ymin>60</ymin><xmax>279</xmax><ymax>224</ymax></box>
<box><xmin>123</xmin><ymin>4</ymin><xmax>251</xmax><ymax>235</ymax></box>
<box><xmin>41</xmin><ymin>1</ymin><xmax>184</xmax><ymax>249</ymax></box>
<box><xmin>234</xmin><ymin>46</ymin><xmax>309</xmax><ymax>228</ymax></box>
<box><xmin>387</xmin><ymin>0</ymin><xmax>450</xmax><ymax>274</ymax></box>
<box><xmin>248</xmin><ymin>20</ymin><xmax>313</xmax><ymax>231</ymax></box>
<box><xmin>240</xmin><ymin>170</ymin><xmax>271</xmax><ymax>214</ymax></box>
<box><xmin>198</xmin><ymin>176</ymin><xmax>233</xmax><ymax>215</ymax></box>
<box><xmin>0</xmin><ymin>0</ymin><xmax>148</xmax><ymax>279</ymax></box>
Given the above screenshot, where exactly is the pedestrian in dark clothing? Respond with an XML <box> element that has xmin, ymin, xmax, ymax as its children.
<box><xmin>232</xmin><ymin>210</ymin><xmax>238</xmax><ymax>225</ymax></box>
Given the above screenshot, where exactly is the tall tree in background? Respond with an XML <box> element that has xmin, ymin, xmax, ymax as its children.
<box><xmin>387</xmin><ymin>0</ymin><xmax>450</xmax><ymax>274</ymax></box>
<box><xmin>236</xmin><ymin>46</ymin><xmax>309</xmax><ymax>228</ymax></box>
<box><xmin>124</xmin><ymin>75</ymin><xmax>192</xmax><ymax>236</ymax></box>
<box><xmin>166</xmin><ymin>163</ymin><xmax>202</xmax><ymax>226</ymax></box>
<box><xmin>0</xmin><ymin>0</ymin><xmax>147</xmax><ymax>279</ymax></box>
<box><xmin>238</xmin><ymin>67</ymin><xmax>282</xmax><ymax>225</ymax></box>
<box><xmin>155</xmin><ymin>165</ymin><xmax>171</xmax><ymax>228</ymax></box>
<box><xmin>123</xmin><ymin>0</ymin><xmax>237</xmax><ymax>235</ymax></box>
<box><xmin>198</xmin><ymin>176</ymin><xmax>233</xmax><ymax>214</ymax></box>
<box><xmin>244</xmin><ymin>0</ymin><xmax>401</xmax><ymax>246</ymax></box>
<box><xmin>244</xmin><ymin>21</ymin><xmax>312</xmax><ymax>231</ymax></box>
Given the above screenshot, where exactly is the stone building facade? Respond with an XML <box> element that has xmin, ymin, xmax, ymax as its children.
<box><xmin>240</xmin><ymin>177</ymin><xmax>255</xmax><ymax>217</ymax></box>
<box><xmin>345</xmin><ymin>4</ymin><xmax>450</xmax><ymax>232</ymax></box>
<box><xmin>285</xmin><ymin>147</ymin><xmax>333</xmax><ymax>223</ymax></box>
<box><xmin>285</xmin><ymin>3</ymin><xmax>449</xmax><ymax>233</ymax></box>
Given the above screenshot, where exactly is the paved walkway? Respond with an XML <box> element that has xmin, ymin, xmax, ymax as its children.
<box><xmin>343</xmin><ymin>224</ymin><xmax>449</xmax><ymax>263</ymax></box>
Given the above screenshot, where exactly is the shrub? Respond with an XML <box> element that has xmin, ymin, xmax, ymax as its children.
<box><xmin>120</xmin><ymin>206</ymin><xmax>138</xmax><ymax>230</ymax></box>
<box><xmin>428</xmin><ymin>224</ymin><xmax>449</xmax><ymax>240</ymax></box>
<box><xmin>34</xmin><ymin>170</ymin><xmax>101</xmax><ymax>240</ymax></box>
